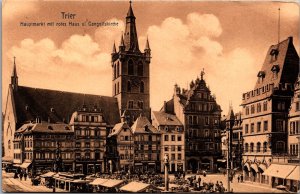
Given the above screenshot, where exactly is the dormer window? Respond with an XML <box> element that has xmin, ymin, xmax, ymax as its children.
<box><xmin>271</xmin><ymin>65</ymin><xmax>280</xmax><ymax>79</ymax></box>
<box><xmin>165</xmin><ymin>126</ymin><xmax>169</xmax><ymax>132</ymax></box>
<box><xmin>270</xmin><ymin>49</ymin><xmax>279</xmax><ymax>61</ymax></box>
<box><xmin>257</xmin><ymin>71</ymin><xmax>265</xmax><ymax>83</ymax></box>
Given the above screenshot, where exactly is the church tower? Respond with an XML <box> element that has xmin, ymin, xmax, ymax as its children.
<box><xmin>111</xmin><ymin>1</ymin><xmax>151</xmax><ymax>125</ymax></box>
<box><xmin>11</xmin><ymin>56</ymin><xmax>18</xmax><ymax>90</ymax></box>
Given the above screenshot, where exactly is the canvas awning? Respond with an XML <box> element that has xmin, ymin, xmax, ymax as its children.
<box><xmin>286</xmin><ymin>166</ymin><xmax>300</xmax><ymax>181</ymax></box>
<box><xmin>258</xmin><ymin>164</ymin><xmax>267</xmax><ymax>172</ymax></box>
<box><xmin>263</xmin><ymin>164</ymin><xmax>297</xmax><ymax>179</ymax></box>
<box><xmin>89</xmin><ymin>178</ymin><xmax>108</xmax><ymax>185</ymax></box>
<box><xmin>250</xmin><ymin>163</ymin><xmax>259</xmax><ymax>173</ymax></box>
<box><xmin>41</xmin><ymin>172</ymin><xmax>56</xmax><ymax>178</ymax></box>
<box><xmin>120</xmin><ymin>182</ymin><xmax>150</xmax><ymax>192</ymax></box>
<box><xmin>99</xmin><ymin>179</ymin><xmax>124</xmax><ymax>188</ymax></box>
<box><xmin>2</xmin><ymin>156</ymin><xmax>13</xmax><ymax>162</ymax></box>
<box><xmin>20</xmin><ymin>162</ymin><xmax>31</xmax><ymax>169</ymax></box>
<box><xmin>217</xmin><ymin>159</ymin><xmax>226</xmax><ymax>162</ymax></box>
<box><xmin>244</xmin><ymin>163</ymin><xmax>250</xmax><ymax>171</ymax></box>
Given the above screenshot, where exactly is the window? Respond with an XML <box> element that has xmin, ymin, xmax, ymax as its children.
<box><xmin>263</xmin><ymin>101</ymin><xmax>267</xmax><ymax>111</ymax></box>
<box><xmin>205</xmin><ymin>117</ymin><xmax>209</xmax><ymax>125</ymax></box>
<box><xmin>149</xmin><ymin>135</ymin><xmax>152</xmax><ymax>141</ymax></box>
<box><xmin>251</xmin><ymin>105</ymin><xmax>255</xmax><ymax>114</ymax></box>
<box><xmin>113</xmin><ymin>64</ymin><xmax>116</xmax><ymax>79</ymax></box>
<box><xmin>189</xmin><ymin>116</ymin><xmax>193</xmax><ymax>125</ymax></box>
<box><xmin>257</xmin><ymin>142</ymin><xmax>261</xmax><ymax>152</ymax></box>
<box><xmin>128</xmin><ymin>60</ymin><xmax>134</xmax><ymax>75</ymax></box>
<box><xmin>257</xmin><ymin>122</ymin><xmax>261</xmax><ymax>132</ymax></box>
<box><xmin>124</xmin><ymin>136</ymin><xmax>129</xmax><ymax>141</ymax></box>
<box><xmin>276</xmin><ymin>119</ymin><xmax>284</xmax><ymax>132</ymax></box>
<box><xmin>257</xmin><ymin>103</ymin><xmax>261</xmax><ymax>113</ymax></box>
<box><xmin>117</xmin><ymin>82</ymin><xmax>120</xmax><ymax>94</ymax></box>
<box><xmin>296</xmin><ymin>102</ymin><xmax>300</xmax><ymax>111</ymax></box>
<box><xmin>171</xmin><ymin>145</ymin><xmax>175</xmax><ymax>151</ymax></box>
<box><xmin>264</xmin><ymin>121</ymin><xmax>268</xmax><ymax>131</ymax></box>
<box><xmin>137</xmin><ymin>63</ymin><xmax>143</xmax><ymax>76</ymax></box>
<box><xmin>250</xmin><ymin>143</ymin><xmax>254</xmax><ymax>152</ymax></box>
<box><xmin>171</xmin><ymin>135</ymin><xmax>175</xmax><ymax>141</ymax></box>
<box><xmin>251</xmin><ymin>123</ymin><xmax>254</xmax><ymax>133</ymax></box>
<box><xmin>85</xmin><ymin>142</ymin><xmax>90</xmax><ymax>148</ymax></box>
<box><xmin>85</xmin><ymin>129</ymin><xmax>90</xmax><ymax>136</ymax></box>
<box><xmin>205</xmin><ymin>130</ymin><xmax>209</xmax><ymax>137</ymax></box>
<box><xmin>76</xmin><ymin>142</ymin><xmax>81</xmax><ymax>148</ymax></box>
<box><xmin>164</xmin><ymin>135</ymin><xmax>169</xmax><ymax>141</ymax></box>
<box><xmin>171</xmin><ymin>154</ymin><xmax>175</xmax><ymax>160</ymax></box>
<box><xmin>263</xmin><ymin>142</ymin><xmax>268</xmax><ymax>152</ymax></box>
<box><xmin>177</xmin><ymin>135</ymin><xmax>182</xmax><ymax>141</ymax></box>
<box><xmin>8</xmin><ymin>140</ymin><xmax>11</xmax><ymax>150</ymax></box>
<box><xmin>140</xmin><ymin>81</ymin><xmax>144</xmax><ymax>93</ymax></box>
<box><xmin>178</xmin><ymin>146</ymin><xmax>182</xmax><ymax>151</ymax></box>
<box><xmin>128</xmin><ymin>101</ymin><xmax>134</xmax><ymax>109</ymax></box>
<box><xmin>277</xmin><ymin>102</ymin><xmax>285</xmax><ymax>111</ymax></box>
<box><xmin>246</xmin><ymin>107</ymin><xmax>249</xmax><ymax>115</ymax></box>
<box><xmin>140</xmin><ymin>145</ymin><xmax>144</xmax><ymax>150</ymax></box>
<box><xmin>178</xmin><ymin>154</ymin><xmax>182</xmax><ymax>160</ymax></box>
<box><xmin>138</xmin><ymin>101</ymin><xmax>144</xmax><ymax>109</ymax></box>
<box><xmin>276</xmin><ymin>141</ymin><xmax>285</xmax><ymax>153</ymax></box>
<box><xmin>164</xmin><ymin>146</ymin><xmax>168</xmax><ymax>151</ymax></box>
<box><xmin>245</xmin><ymin>124</ymin><xmax>249</xmax><ymax>133</ymax></box>
<box><xmin>75</xmin><ymin>153</ymin><xmax>81</xmax><ymax>159</ymax></box>
<box><xmin>116</xmin><ymin>62</ymin><xmax>120</xmax><ymax>77</ymax></box>
<box><xmin>127</xmin><ymin>81</ymin><xmax>132</xmax><ymax>92</ymax></box>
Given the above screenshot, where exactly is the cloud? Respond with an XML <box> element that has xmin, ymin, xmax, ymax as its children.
<box><xmin>143</xmin><ymin>12</ymin><xmax>256</xmax><ymax>114</ymax></box>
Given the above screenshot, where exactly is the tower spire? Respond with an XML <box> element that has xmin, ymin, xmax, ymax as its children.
<box><xmin>112</xmin><ymin>41</ymin><xmax>117</xmax><ymax>53</ymax></box>
<box><xmin>145</xmin><ymin>36</ymin><xmax>150</xmax><ymax>51</ymax></box>
<box><xmin>123</xmin><ymin>0</ymin><xmax>140</xmax><ymax>52</ymax></box>
<box><xmin>11</xmin><ymin>56</ymin><xmax>18</xmax><ymax>90</ymax></box>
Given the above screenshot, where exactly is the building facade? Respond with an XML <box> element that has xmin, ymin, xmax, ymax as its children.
<box><xmin>161</xmin><ymin>71</ymin><xmax>222</xmax><ymax>173</ymax></box>
<box><xmin>241</xmin><ymin>37</ymin><xmax>299</xmax><ymax>185</ymax></box>
<box><xmin>69</xmin><ymin>107</ymin><xmax>108</xmax><ymax>175</ymax></box>
<box><xmin>107</xmin><ymin>119</ymin><xmax>134</xmax><ymax>172</ymax></box>
<box><xmin>131</xmin><ymin>115</ymin><xmax>161</xmax><ymax>173</ymax></box>
<box><xmin>152</xmin><ymin>111</ymin><xmax>185</xmax><ymax>173</ymax></box>
<box><xmin>111</xmin><ymin>2</ymin><xmax>151</xmax><ymax>124</ymax></box>
<box><xmin>13</xmin><ymin>122</ymin><xmax>74</xmax><ymax>175</ymax></box>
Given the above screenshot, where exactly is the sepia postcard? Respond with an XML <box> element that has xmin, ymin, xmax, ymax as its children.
<box><xmin>2</xmin><ymin>0</ymin><xmax>300</xmax><ymax>193</ymax></box>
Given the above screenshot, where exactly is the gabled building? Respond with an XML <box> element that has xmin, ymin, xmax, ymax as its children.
<box><xmin>152</xmin><ymin>111</ymin><xmax>185</xmax><ymax>173</ymax></box>
<box><xmin>2</xmin><ymin>57</ymin><xmax>120</xmax><ymax>171</ymax></box>
<box><xmin>241</xmin><ymin>37</ymin><xmax>299</xmax><ymax>185</ymax></box>
<box><xmin>161</xmin><ymin>70</ymin><xmax>222</xmax><ymax>173</ymax></box>
<box><xmin>107</xmin><ymin>116</ymin><xmax>133</xmax><ymax>172</ymax></box>
<box><xmin>131</xmin><ymin>115</ymin><xmax>161</xmax><ymax>173</ymax></box>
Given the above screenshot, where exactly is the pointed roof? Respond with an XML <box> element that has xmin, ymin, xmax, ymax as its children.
<box><xmin>225</xmin><ymin>104</ymin><xmax>235</xmax><ymax>121</ymax></box>
<box><xmin>127</xmin><ymin>1</ymin><xmax>135</xmax><ymax>18</ymax></box>
<box><xmin>108</xmin><ymin>121</ymin><xmax>131</xmax><ymax>137</ymax></box>
<box><xmin>119</xmin><ymin>34</ymin><xmax>125</xmax><ymax>47</ymax></box>
<box><xmin>12</xmin><ymin>56</ymin><xmax>17</xmax><ymax>78</ymax></box>
<box><xmin>131</xmin><ymin>115</ymin><xmax>159</xmax><ymax>134</ymax></box>
<box><xmin>145</xmin><ymin>36</ymin><xmax>150</xmax><ymax>50</ymax></box>
<box><xmin>152</xmin><ymin>111</ymin><xmax>182</xmax><ymax>126</ymax></box>
<box><xmin>112</xmin><ymin>42</ymin><xmax>117</xmax><ymax>53</ymax></box>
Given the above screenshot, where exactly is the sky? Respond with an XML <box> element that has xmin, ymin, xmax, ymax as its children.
<box><xmin>2</xmin><ymin>0</ymin><xmax>299</xmax><ymax>115</ymax></box>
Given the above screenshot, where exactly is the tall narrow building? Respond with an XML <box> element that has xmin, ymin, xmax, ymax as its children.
<box><xmin>241</xmin><ymin>37</ymin><xmax>299</xmax><ymax>185</ymax></box>
<box><xmin>111</xmin><ymin>2</ymin><xmax>151</xmax><ymax>125</ymax></box>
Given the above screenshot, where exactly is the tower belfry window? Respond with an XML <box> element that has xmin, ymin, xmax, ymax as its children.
<box><xmin>128</xmin><ymin>60</ymin><xmax>134</xmax><ymax>75</ymax></box>
<box><xmin>140</xmin><ymin>81</ymin><xmax>144</xmax><ymax>93</ymax></box>
<box><xmin>138</xmin><ymin>62</ymin><xmax>143</xmax><ymax>76</ymax></box>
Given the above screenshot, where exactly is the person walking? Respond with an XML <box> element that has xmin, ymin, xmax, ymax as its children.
<box><xmin>19</xmin><ymin>172</ymin><xmax>23</xmax><ymax>181</ymax></box>
<box><xmin>198</xmin><ymin>176</ymin><xmax>202</xmax><ymax>188</ymax></box>
<box><xmin>24</xmin><ymin>172</ymin><xmax>28</xmax><ymax>181</ymax></box>
<box><xmin>241</xmin><ymin>174</ymin><xmax>243</xmax><ymax>182</ymax></box>
<box><xmin>183</xmin><ymin>171</ymin><xmax>185</xmax><ymax>180</ymax></box>
<box><xmin>237</xmin><ymin>175</ymin><xmax>240</xmax><ymax>183</ymax></box>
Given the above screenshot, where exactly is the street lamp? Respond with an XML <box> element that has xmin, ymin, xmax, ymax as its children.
<box><xmin>164</xmin><ymin>154</ymin><xmax>169</xmax><ymax>191</ymax></box>
<box><xmin>226</xmin><ymin>110</ymin><xmax>235</xmax><ymax>192</ymax></box>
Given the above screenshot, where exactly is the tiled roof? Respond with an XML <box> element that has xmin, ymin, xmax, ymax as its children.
<box><xmin>108</xmin><ymin>122</ymin><xmax>131</xmax><ymax>137</ymax></box>
<box><xmin>16</xmin><ymin>123</ymin><xmax>73</xmax><ymax>134</ymax></box>
<box><xmin>131</xmin><ymin>115</ymin><xmax>159</xmax><ymax>134</ymax></box>
<box><xmin>254</xmin><ymin>37</ymin><xmax>299</xmax><ymax>90</ymax></box>
<box><xmin>13</xmin><ymin>86</ymin><xmax>120</xmax><ymax>128</ymax></box>
<box><xmin>159</xmin><ymin>99</ymin><xmax>174</xmax><ymax>114</ymax></box>
<box><xmin>152</xmin><ymin>111</ymin><xmax>182</xmax><ymax>126</ymax></box>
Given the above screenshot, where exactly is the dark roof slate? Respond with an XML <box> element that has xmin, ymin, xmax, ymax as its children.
<box><xmin>13</xmin><ymin>86</ymin><xmax>120</xmax><ymax>128</ymax></box>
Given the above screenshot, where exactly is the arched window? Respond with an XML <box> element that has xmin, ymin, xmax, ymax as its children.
<box><xmin>276</xmin><ymin>141</ymin><xmax>285</xmax><ymax>153</ymax></box>
<box><xmin>257</xmin><ymin>142</ymin><xmax>261</xmax><ymax>152</ymax></box>
<box><xmin>140</xmin><ymin>81</ymin><xmax>144</xmax><ymax>93</ymax></box>
<box><xmin>117</xmin><ymin>82</ymin><xmax>120</xmax><ymax>94</ymax></box>
<box><xmin>8</xmin><ymin>140</ymin><xmax>11</xmax><ymax>150</ymax></box>
<box><xmin>128</xmin><ymin>60</ymin><xmax>134</xmax><ymax>75</ymax></box>
<box><xmin>245</xmin><ymin>143</ymin><xmax>249</xmax><ymax>152</ymax></box>
<box><xmin>114</xmin><ymin>83</ymin><xmax>117</xmax><ymax>95</ymax></box>
<box><xmin>250</xmin><ymin>143</ymin><xmax>254</xmax><ymax>152</ymax></box>
<box><xmin>137</xmin><ymin>62</ymin><xmax>143</xmax><ymax>76</ymax></box>
<box><xmin>117</xmin><ymin>62</ymin><xmax>120</xmax><ymax>77</ymax></box>
<box><xmin>263</xmin><ymin>142</ymin><xmax>268</xmax><ymax>152</ymax></box>
<box><xmin>114</xmin><ymin>64</ymin><xmax>116</xmax><ymax>79</ymax></box>
<box><xmin>127</xmin><ymin>81</ymin><xmax>131</xmax><ymax>92</ymax></box>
